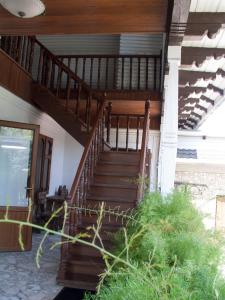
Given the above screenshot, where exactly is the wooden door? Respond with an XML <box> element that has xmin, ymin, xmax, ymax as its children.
<box><xmin>0</xmin><ymin>120</ymin><xmax>39</xmax><ymax>251</ymax></box>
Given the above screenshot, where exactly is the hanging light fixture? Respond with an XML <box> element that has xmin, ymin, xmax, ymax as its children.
<box><xmin>0</xmin><ymin>0</ymin><xmax>45</xmax><ymax>18</ymax></box>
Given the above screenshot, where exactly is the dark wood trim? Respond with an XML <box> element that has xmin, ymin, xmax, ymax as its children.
<box><xmin>200</xmin><ymin>95</ymin><xmax>215</xmax><ymax>105</ymax></box>
<box><xmin>179</xmin><ymin>70</ymin><xmax>217</xmax><ymax>86</ymax></box>
<box><xmin>191</xmin><ymin>112</ymin><xmax>202</xmax><ymax>119</ymax></box>
<box><xmin>181</xmin><ymin>47</ymin><xmax>225</xmax><ymax>67</ymax></box>
<box><xmin>169</xmin><ymin>0</ymin><xmax>191</xmax><ymax>46</ymax></box>
<box><xmin>179</xmin><ymin>84</ymin><xmax>223</xmax><ymax>98</ymax></box>
<box><xmin>186</xmin><ymin>12</ymin><xmax>225</xmax><ymax>40</ymax></box>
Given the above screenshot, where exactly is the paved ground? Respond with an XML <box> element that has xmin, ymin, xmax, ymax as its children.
<box><xmin>0</xmin><ymin>232</ymin><xmax>62</xmax><ymax>300</ymax></box>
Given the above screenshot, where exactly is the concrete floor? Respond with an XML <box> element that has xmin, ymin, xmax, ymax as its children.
<box><xmin>0</xmin><ymin>232</ymin><xmax>62</xmax><ymax>300</ymax></box>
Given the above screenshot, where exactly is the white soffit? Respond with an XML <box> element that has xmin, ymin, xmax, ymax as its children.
<box><xmin>190</xmin><ymin>0</ymin><xmax>225</xmax><ymax>12</ymax></box>
<box><xmin>179</xmin><ymin>0</ymin><xmax>225</xmax><ymax>130</ymax></box>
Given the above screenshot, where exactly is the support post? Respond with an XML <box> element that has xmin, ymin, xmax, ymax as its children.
<box><xmin>158</xmin><ymin>46</ymin><xmax>181</xmax><ymax>195</ymax></box>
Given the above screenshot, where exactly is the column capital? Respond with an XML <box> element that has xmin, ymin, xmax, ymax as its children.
<box><xmin>168</xmin><ymin>46</ymin><xmax>181</xmax><ymax>65</ymax></box>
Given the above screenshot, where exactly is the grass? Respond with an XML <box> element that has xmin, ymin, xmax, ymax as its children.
<box><xmin>85</xmin><ymin>189</ymin><xmax>225</xmax><ymax>300</ymax></box>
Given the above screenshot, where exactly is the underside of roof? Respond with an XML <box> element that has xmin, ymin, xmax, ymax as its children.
<box><xmin>178</xmin><ymin>0</ymin><xmax>225</xmax><ymax>130</ymax></box>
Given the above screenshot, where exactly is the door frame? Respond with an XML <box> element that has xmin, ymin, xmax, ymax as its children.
<box><xmin>0</xmin><ymin>120</ymin><xmax>39</xmax><ymax>251</ymax></box>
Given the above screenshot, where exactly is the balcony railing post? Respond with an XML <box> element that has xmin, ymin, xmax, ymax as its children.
<box><xmin>106</xmin><ymin>101</ymin><xmax>112</xmax><ymax>144</ymax></box>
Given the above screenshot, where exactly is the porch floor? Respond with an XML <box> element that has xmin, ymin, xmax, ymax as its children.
<box><xmin>0</xmin><ymin>232</ymin><xmax>62</xmax><ymax>300</ymax></box>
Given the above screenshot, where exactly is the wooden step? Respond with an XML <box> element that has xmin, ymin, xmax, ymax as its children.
<box><xmin>86</xmin><ymin>195</ymin><xmax>135</xmax><ymax>204</ymax></box>
<box><xmin>100</xmin><ymin>151</ymin><xmax>140</xmax><ymax>164</ymax></box>
<box><xmin>88</xmin><ymin>184</ymin><xmax>137</xmax><ymax>199</ymax></box>
<box><xmin>57</xmin><ymin>273</ymin><xmax>99</xmax><ymax>291</ymax></box>
<box><xmin>65</xmin><ymin>255</ymin><xmax>105</xmax><ymax>276</ymax></box>
<box><xmin>95</xmin><ymin>163</ymin><xmax>139</xmax><ymax>176</ymax></box>
<box><xmin>93</xmin><ymin>174</ymin><xmax>138</xmax><ymax>187</ymax></box>
<box><xmin>81</xmin><ymin>213</ymin><xmax>125</xmax><ymax>227</ymax></box>
<box><xmin>68</xmin><ymin>243</ymin><xmax>105</xmax><ymax>258</ymax></box>
<box><xmin>86</xmin><ymin>198</ymin><xmax>136</xmax><ymax>211</ymax></box>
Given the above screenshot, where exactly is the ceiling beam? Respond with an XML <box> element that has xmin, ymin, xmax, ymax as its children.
<box><xmin>179</xmin><ymin>84</ymin><xmax>223</xmax><ymax>98</ymax></box>
<box><xmin>188</xmin><ymin>118</ymin><xmax>198</xmax><ymax>126</ymax></box>
<box><xmin>181</xmin><ymin>47</ymin><xmax>225</xmax><ymax>67</ymax></box>
<box><xmin>179</xmin><ymin>98</ymin><xmax>199</xmax><ymax>105</ymax></box>
<box><xmin>185</xmin><ymin>13</ymin><xmax>225</xmax><ymax>40</ymax></box>
<box><xmin>191</xmin><ymin>112</ymin><xmax>202</xmax><ymax>119</ymax></box>
<box><xmin>179</xmin><ymin>69</ymin><xmax>225</xmax><ymax>86</ymax></box>
<box><xmin>179</xmin><ymin>113</ymin><xmax>191</xmax><ymax>119</ymax></box>
<box><xmin>208</xmin><ymin>84</ymin><xmax>224</xmax><ymax>96</ymax></box>
<box><xmin>195</xmin><ymin>104</ymin><xmax>207</xmax><ymax>113</ymax></box>
<box><xmin>179</xmin><ymin>86</ymin><xmax>206</xmax><ymax>98</ymax></box>
<box><xmin>200</xmin><ymin>95</ymin><xmax>215</xmax><ymax>105</ymax></box>
<box><xmin>0</xmin><ymin>0</ymin><xmax>168</xmax><ymax>35</ymax></box>
<box><xmin>179</xmin><ymin>106</ymin><xmax>194</xmax><ymax>112</ymax></box>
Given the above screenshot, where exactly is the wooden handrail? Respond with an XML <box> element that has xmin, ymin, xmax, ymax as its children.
<box><xmin>69</xmin><ymin>99</ymin><xmax>105</xmax><ymax>203</ymax></box>
<box><xmin>137</xmin><ymin>100</ymin><xmax>150</xmax><ymax>203</ymax></box>
<box><xmin>0</xmin><ymin>36</ymin><xmax>103</xmax><ymax>131</ymax></box>
<box><xmin>33</xmin><ymin>38</ymin><xmax>92</xmax><ymax>95</ymax></box>
<box><xmin>57</xmin><ymin>54</ymin><xmax>161</xmax><ymax>59</ymax></box>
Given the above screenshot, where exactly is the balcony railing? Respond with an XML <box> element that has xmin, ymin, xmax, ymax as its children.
<box><xmin>57</xmin><ymin>54</ymin><xmax>162</xmax><ymax>92</ymax></box>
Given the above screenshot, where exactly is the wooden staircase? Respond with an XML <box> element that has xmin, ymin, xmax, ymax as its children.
<box><xmin>0</xmin><ymin>36</ymin><xmax>151</xmax><ymax>291</ymax></box>
<box><xmin>58</xmin><ymin>150</ymin><xmax>140</xmax><ymax>290</ymax></box>
<box><xmin>57</xmin><ymin>99</ymin><xmax>150</xmax><ymax>290</ymax></box>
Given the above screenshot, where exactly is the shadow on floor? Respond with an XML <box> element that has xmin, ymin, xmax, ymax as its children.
<box><xmin>54</xmin><ymin>288</ymin><xmax>95</xmax><ymax>300</ymax></box>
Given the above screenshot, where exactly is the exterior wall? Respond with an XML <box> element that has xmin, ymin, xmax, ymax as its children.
<box><xmin>176</xmin><ymin>162</ymin><xmax>225</xmax><ymax>229</ymax></box>
<box><xmin>178</xmin><ymin>131</ymin><xmax>225</xmax><ymax>162</ymax></box>
<box><xmin>0</xmin><ymin>87</ymin><xmax>83</xmax><ymax>195</ymax></box>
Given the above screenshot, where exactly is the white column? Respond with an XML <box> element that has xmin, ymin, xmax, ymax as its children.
<box><xmin>158</xmin><ymin>46</ymin><xmax>181</xmax><ymax>195</ymax></box>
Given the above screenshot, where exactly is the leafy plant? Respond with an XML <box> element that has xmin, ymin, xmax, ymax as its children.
<box><xmin>85</xmin><ymin>190</ymin><xmax>225</xmax><ymax>300</ymax></box>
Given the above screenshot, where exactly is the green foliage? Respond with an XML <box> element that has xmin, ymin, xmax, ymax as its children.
<box><xmin>85</xmin><ymin>190</ymin><xmax>225</xmax><ymax>300</ymax></box>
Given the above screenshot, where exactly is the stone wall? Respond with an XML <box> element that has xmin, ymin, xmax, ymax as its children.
<box><xmin>175</xmin><ymin>162</ymin><xmax>225</xmax><ymax>229</ymax></box>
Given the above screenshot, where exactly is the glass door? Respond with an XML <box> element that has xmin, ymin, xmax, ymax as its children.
<box><xmin>0</xmin><ymin>120</ymin><xmax>39</xmax><ymax>251</ymax></box>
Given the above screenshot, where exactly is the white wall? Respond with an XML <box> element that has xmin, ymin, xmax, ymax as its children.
<box><xmin>178</xmin><ymin>131</ymin><xmax>225</xmax><ymax>163</ymax></box>
<box><xmin>0</xmin><ymin>87</ymin><xmax>83</xmax><ymax>195</ymax></box>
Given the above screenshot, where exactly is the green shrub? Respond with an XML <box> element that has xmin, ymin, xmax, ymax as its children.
<box><xmin>85</xmin><ymin>190</ymin><xmax>225</xmax><ymax>300</ymax></box>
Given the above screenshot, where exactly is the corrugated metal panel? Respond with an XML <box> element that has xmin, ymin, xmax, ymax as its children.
<box><xmin>190</xmin><ymin>0</ymin><xmax>225</xmax><ymax>12</ymax></box>
<box><xmin>37</xmin><ymin>35</ymin><xmax>120</xmax><ymax>55</ymax></box>
<box><xmin>38</xmin><ymin>34</ymin><xmax>164</xmax><ymax>90</ymax></box>
<box><xmin>120</xmin><ymin>34</ymin><xmax>163</xmax><ymax>55</ymax></box>
<box><xmin>118</xmin><ymin>34</ymin><xmax>163</xmax><ymax>89</ymax></box>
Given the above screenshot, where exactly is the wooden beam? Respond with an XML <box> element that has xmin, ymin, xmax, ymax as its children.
<box><xmin>208</xmin><ymin>84</ymin><xmax>224</xmax><ymax>96</ymax></box>
<box><xmin>179</xmin><ymin>113</ymin><xmax>190</xmax><ymax>119</ymax></box>
<box><xmin>185</xmin><ymin>13</ymin><xmax>225</xmax><ymax>40</ymax></box>
<box><xmin>188</xmin><ymin>117</ymin><xmax>198</xmax><ymax>125</ymax></box>
<box><xmin>179</xmin><ymin>106</ymin><xmax>194</xmax><ymax>112</ymax></box>
<box><xmin>179</xmin><ymin>69</ymin><xmax>225</xmax><ymax>86</ymax></box>
<box><xmin>179</xmin><ymin>86</ymin><xmax>206</xmax><ymax>98</ymax></box>
<box><xmin>191</xmin><ymin>112</ymin><xmax>202</xmax><ymax>119</ymax></box>
<box><xmin>169</xmin><ymin>0</ymin><xmax>191</xmax><ymax>45</ymax></box>
<box><xmin>179</xmin><ymin>84</ymin><xmax>223</xmax><ymax>98</ymax></box>
<box><xmin>0</xmin><ymin>0</ymin><xmax>168</xmax><ymax>35</ymax></box>
<box><xmin>200</xmin><ymin>95</ymin><xmax>215</xmax><ymax>105</ymax></box>
<box><xmin>195</xmin><ymin>104</ymin><xmax>207</xmax><ymax>113</ymax></box>
<box><xmin>181</xmin><ymin>47</ymin><xmax>225</xmax><ymax>67</ymax></box>
<box><xmin>179</xmin><ymin>98</ymin><xmax>199</xmax><ymax>105</ymax></box>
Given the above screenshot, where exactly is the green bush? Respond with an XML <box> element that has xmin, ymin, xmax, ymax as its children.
<box><xmin>85</xmin><ymin>190</ymin><xmax>225</xmax><ymax>300</ymax></box>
